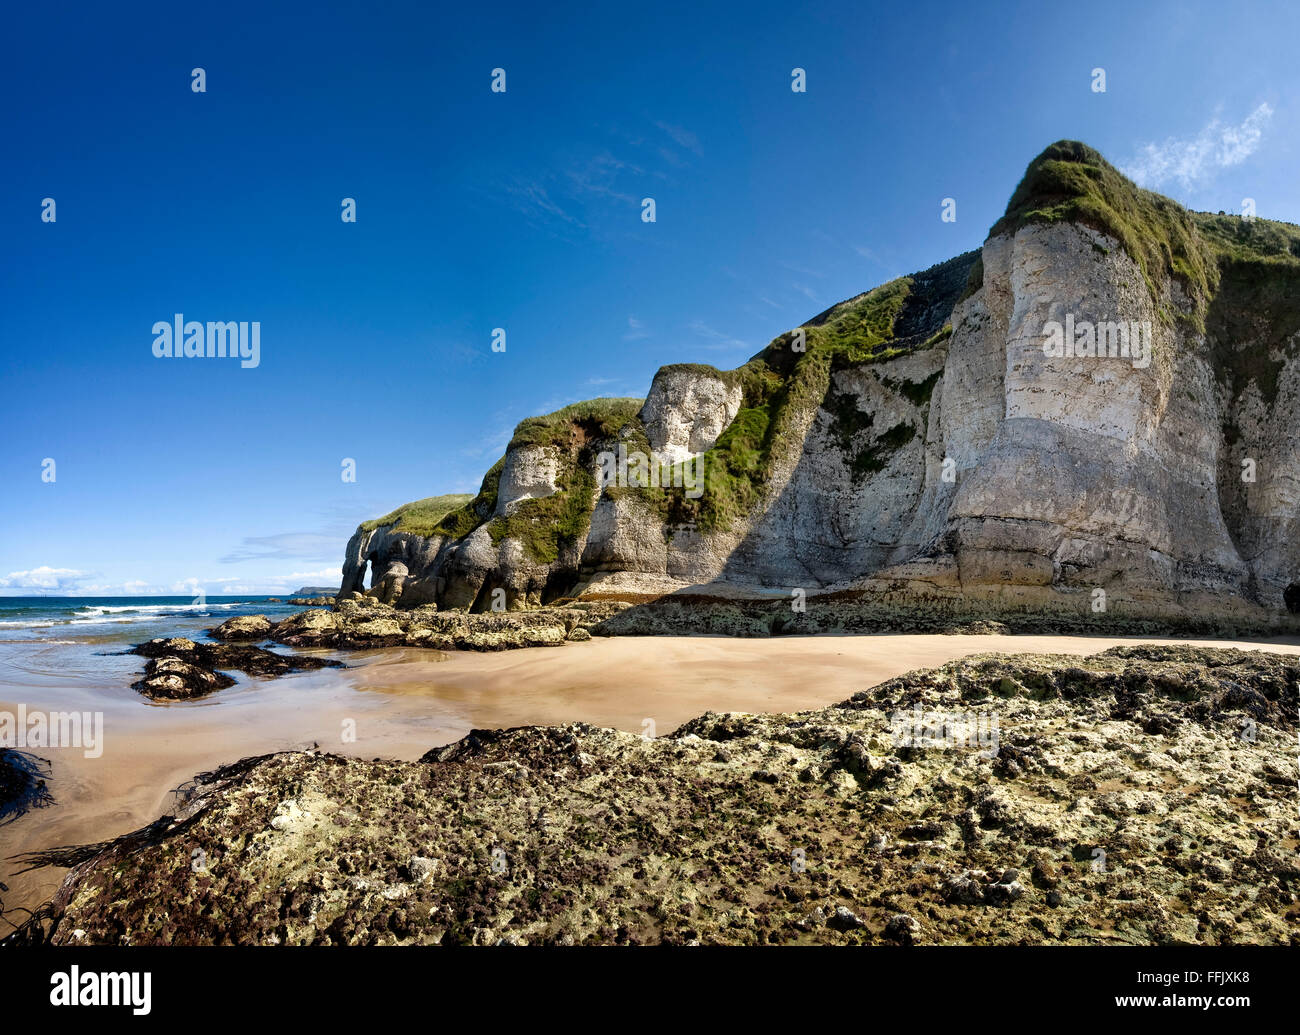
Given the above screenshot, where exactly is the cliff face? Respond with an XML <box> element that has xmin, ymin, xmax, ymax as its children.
<box><xmin>341</xmin><ymin>142</ymin><xmax>1300</xmax><ymax>624</ymax></box>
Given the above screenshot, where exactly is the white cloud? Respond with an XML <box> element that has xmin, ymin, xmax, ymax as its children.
<box><xmin>1122</xmin><ymin>103</ymin><xmax>1274</xmax><ymax>191</ymax></box>
<box><xmin>0</xmin><ymin>568</ymin><xmax>345</xmax><ymax>597</ymax></box>
<box><xmin>0</xmin><ymin>566</ymin><xmax>90</xmax><ymax>590</ymax></box>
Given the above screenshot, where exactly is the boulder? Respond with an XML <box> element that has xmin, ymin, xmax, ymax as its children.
<box><xmin>132</xmin><ymin>657</ymin><xmax>236</xmax><ymax>700</ymax></box>
<box><xmin>208</xmin><ymin>615</ymin><xmax>273</xmax><ymax>641</ymax></box>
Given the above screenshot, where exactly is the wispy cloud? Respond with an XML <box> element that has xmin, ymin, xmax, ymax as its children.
<box><xmin>689</xmin><ymin>320</ymin><xmax>750</xmax><ymax>352</ymax></box>
<box><xmin>654</xmin><ymin>121</ymin><xmax>702</xmax><ymax>156</ymax></box>
<box><xmin>493</xmin><ymin>119</ymin><xmax>699</xmax><ymax>241</ymax></box>
<box><xmin>502</xmin><ymin>179</ymin><xmax>587</xmax><ymax>231</ymax></box>
<box><xmin>623</xmin><ymin>316</ymin><xmax>650</xmax><ymax>341</ymax></box>
<box><xmin>565</xmin><ymin>151</ymin><xmax>643</xmax><ymax>204</ymax></box>
<box><xmin>219</xmin><ymin>532</ymin><xmax>344</xmax><ymax>565</ymax></box>
<box><xmin>1122</xmin><ymin>103</ymin><xmax>1274</xmax><ymax>191</ymax></box>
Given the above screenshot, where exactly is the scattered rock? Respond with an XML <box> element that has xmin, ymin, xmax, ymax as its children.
<box><xmin>885</xmin><ymin>913</ymin><xmax>920</xmax><ymax>943</ymax></box>
<box><xmin>127</xmin><ymin>637</ymin><xmax>342</xmax><ymax>700</ymax></box>
<box><xmin>827</xmin><ymin>906</ymin><xmax>865</xmax><ymax>931</ymax></box>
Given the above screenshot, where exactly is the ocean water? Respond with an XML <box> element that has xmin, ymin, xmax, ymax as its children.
<box><xmin>0</xmin><ymin>595</ymin><xmax>305</xmax><ymax>682</ymax></box>
<box><xmin>0</xmin><ymin>594</ymin><xmax>303</xmax><ymax>646</ymax></box>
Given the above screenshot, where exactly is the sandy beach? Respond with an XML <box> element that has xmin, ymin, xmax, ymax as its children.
<box><xmin>5</xmin><ymin>629</ymin><xmax>1300</xmax><ymax>926</ymax></box>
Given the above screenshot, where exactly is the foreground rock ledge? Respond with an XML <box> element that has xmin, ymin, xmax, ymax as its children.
<box><xmin>18</xmin><ymin>645</ymin><xmax>1299</xmax><ymax>946</ymax></box>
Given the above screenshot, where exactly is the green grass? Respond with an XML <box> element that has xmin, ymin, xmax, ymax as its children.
<box><xmin>989</xmin><ymin>140</ymin><xmax>1217</xmax><ymax>318</ymax></box>
<box><xmin>486</xmin><ymin>464</ymin><xmax>597</xmax><ymax>565</ymax></box>
<box><xmin>508</xmin><ymin>398</ymin><xmax>643</xmax><ymax>450</ymax></box>
<box><xmin>360</xmin><ymin>494</ymin><xmax>475</xmax><ymax>536</ymax></box>
<box><xmin>1192</xmin><ymin>211</ymin><xmax>1300</xmax><ymax>263</ymax></box>
<box><xmin>793</xmin><ymin>277</ymin><xmax>914</xmax><ymax>362</ymax></box>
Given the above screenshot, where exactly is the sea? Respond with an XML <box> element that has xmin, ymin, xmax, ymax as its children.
<box><xmin>0</xmin><ymin>594</ymin><xmax>302</xmax><ymax>648</ymax></box>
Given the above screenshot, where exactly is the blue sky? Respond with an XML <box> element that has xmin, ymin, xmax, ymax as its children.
<box><xmin>2</xmin><ymin>0</ymin><xmax>1298</xmax><ymax>595</ymax></box>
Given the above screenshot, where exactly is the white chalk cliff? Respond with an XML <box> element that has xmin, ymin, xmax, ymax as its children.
<box><xmin>340</xmin><ymin>142</ymin><xmax>1300</xmax><ymax>625</ymax></box>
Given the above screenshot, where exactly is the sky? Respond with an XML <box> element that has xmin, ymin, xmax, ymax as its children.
<box><xmin>2</xmin><ymin>0</ymin><xmax>1298</xmax><ymax>595</ymax></box>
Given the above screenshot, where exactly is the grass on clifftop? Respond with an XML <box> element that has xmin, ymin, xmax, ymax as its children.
<box><xmin>366</xmin><ymin>145</ymin><xmax>1300</xmax><ymax>559</ymax></box>
<box><xmin>990</xmin><ymin>140</ymin><xmax>1217</xmax><ymax>318</ymax></box>
<box><xmin>429</xmin><ymin>459</ymin><xmax>505</xmax><ymax>540</ymax></box>
<box><xmin>360</xmin><ymin>494</ymin><xmax>475</xmax><ymax>537</ymax></box>
<box><xmin>508</xmin><ymin>398</ymin><xmax>644</xmax><ymax>450</ymax></box>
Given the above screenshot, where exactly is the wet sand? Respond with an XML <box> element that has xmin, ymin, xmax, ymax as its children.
<box><xmin>4</xmin><ymin>631</ymin><xmax>1299</xmax><ymax>924</ymax></box>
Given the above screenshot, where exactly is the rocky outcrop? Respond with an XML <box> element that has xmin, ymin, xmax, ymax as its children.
<box><xmin>23</xmin><ymin>645</ymin><xmax>1299</xmax><ymax>945</ymax></box>
<box><xmin>335</xmin><ymin>141</ymin><xmax>1300</xmax><ymax>632</ymax></box>
<box><xmin>268</xmin><ymin>598</ymin><xmax>630</xmax><ymax>652</ymax></box>
<box><xmin>127</xmin><ymin>638</ymin><xmax>343</xmax><ymax>700</ymax></box>
<box><xmin>640</xmin><ymin>365</ymin><xmax>744</xmax><ymax>464</ymax></box>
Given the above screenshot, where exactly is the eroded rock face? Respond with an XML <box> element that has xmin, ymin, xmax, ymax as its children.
<box><xmin>32</xmin><ymin>646</ymin><xmax>1300</xmax><ymax>945</ymax></box>
<box><xmin>495</xmin><ymin>446</ymin><xmax>561</xmax><ymax>516</ymax></box>
<box><xmin>639</xmin><ymin>366</ymin><xmax>743</xmax><ymax>465</ymax></box>
<box><xmin>926</xmin><ymin>223</ymin><xmax>1248</xmax><ymax>605</ymax></box>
